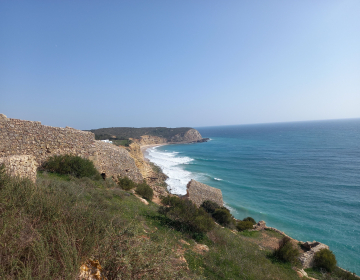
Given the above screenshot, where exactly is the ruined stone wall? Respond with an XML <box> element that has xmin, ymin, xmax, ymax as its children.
<box><xmin>0</xmin><ymin>114</ymin><xmax>96</xmax><ymax>165</ymax></box>
<box><xmin>184</xmin><ymin>179</ymin><xmax>223</xmax><ymax>207</ymax></box>
<box><xmin>0</xmin><ymin>155</ymin><xmax>38</xmax><ymax>182</ymax></box>
<box><xmin>0</xmin><ymin>114</ymin><xmax>143</xmax><ymax>182</ymax></box>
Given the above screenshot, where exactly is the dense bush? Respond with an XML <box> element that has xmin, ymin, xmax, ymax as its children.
<box><xmin>236</xmin><ymin>220</ymin><xmax>254</xmax><ymax>231</ymax></box>
<box><xmin>117</xmin><ymin>176</ymin><xmax>136</xmax><ymax>190</ymax></box>
<box><xmin>42</xmin><ymin>154</ymin><xmax>101</xmax><ymax>179</ymax></box>
<box><xmin>135</xmin><ymin>183</ymin><xmax>154</xmax><ymax>201</ymax></box>
<box><xmin>212</xmin><ymin>207</ymin><xmax>234</xmax><ymax>227</ymax></box>
<box><xmin>201</xmin><ymin>200</ymin><xmax>221</xmax><ymax>214</ymax></box>
<box><xmin>314</xmin><ymin>248</ymin><xmax>337</xmax><ymax>272</ymax></box>
<box><xmin>272</xmin><ymin>237</ymin><xmax>300</xmax><ymax>264</ymax></box>
<box><xmin>243</xmin><ymin>217</ymin><xmax>256</xmax><ymax>225</ymax></box>
<box><xmin>160</xmin><ymin>196</ymin><xmax>215</xmax><ymax>234</ymax></box>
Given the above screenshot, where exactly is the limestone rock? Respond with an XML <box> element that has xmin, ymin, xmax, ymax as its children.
<box><xmin>170</xmin><ymin>128</ymin><xmax>203</xmax><ymax>143</ymax></box>
<box><xmin>183</xmin><ymin>179</ymin><xmax>223</xmax><ymax>207</ymax></box>
<box><xmin>192</xmin><ymin>243</ymin><xmax>209</xmax><ymax>255</ymax></box>
<box><xmin>79</xmin><ymin>259</ymin><xmax>106</xmax><ymax>280</ymax></box>
<box><xmin>298</xmin><ymin>241</ymin><xmax>329</xmax><ymax>268</ymax></box>
<box><xmin>253</xmin><ymin>221</ymin><xmax>266</xmax><ymax>231</ymax></box>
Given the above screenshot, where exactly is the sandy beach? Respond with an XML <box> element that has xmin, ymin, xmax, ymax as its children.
<box><xmin>140</xmin><ymin>143</ymin><xmax>168</xmax><ymax>161</ymax></box>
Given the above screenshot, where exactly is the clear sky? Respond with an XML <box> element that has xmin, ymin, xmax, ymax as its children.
<box><xmin>1</xmin><ymin>1</ymin><xmax>359</xmax><ymax>129</ymax></box>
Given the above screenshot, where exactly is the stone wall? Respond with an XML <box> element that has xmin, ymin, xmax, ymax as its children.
<box><xmin>0</xmin><ymin>114</ymin><xmax>143</xmax><ymax>183</ymax></box>
<box><xmin>184</xmin><ymin>179</ymin><xmax>223</xmax><ymax>207</ymax></box>
<box><xmin>0</xmin><ymin>114</ymin><xmax>95</xmax><ymax>164</ymax></box>
<box><xmin>0</xmin><ymin>155</ymin><xmax>38</xmax><ymax>182</ymax></box>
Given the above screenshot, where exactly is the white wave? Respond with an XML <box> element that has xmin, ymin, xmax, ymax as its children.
<box><xmin>214</xmin><ymin>178</ymin><xmax>222</xmax><ymax>181</ymax></box>
<box><xmin>145</xmin><ymin>146</ymin><xmax>197</xmax><ymax>195</ymax></box>
<box><xmin>224</xmin><ymin>202</ymin><xmax>238</xmax><ymax>215</ymax></box>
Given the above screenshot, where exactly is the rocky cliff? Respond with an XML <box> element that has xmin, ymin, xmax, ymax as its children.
<box><xmin>183</xmin><ymin>179</ymin><xmax>224</xmax><ymax>207</ymax></box>
<box><xmin>169</xmin><ymin>128</ymin><xmax>205</xmax><ymax>143</ymax></box>
<box><xmin>87</xmin><ymin>126</ymin><xmax>208</xmax><ymax>144</ymax></box>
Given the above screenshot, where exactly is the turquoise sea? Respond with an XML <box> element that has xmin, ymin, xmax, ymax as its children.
<box><xmin>145</xmin><ymin>118</ymin><xmax>360</xmax><ymax>274</ymax></box>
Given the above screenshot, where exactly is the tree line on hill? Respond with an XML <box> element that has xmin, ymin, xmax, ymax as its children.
<box><xmin>85</xmin><ymin>127</ymin><xmax>193</xmax><ymax>141</ymax></box>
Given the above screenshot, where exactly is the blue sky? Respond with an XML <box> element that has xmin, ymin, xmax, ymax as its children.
<box><xmin>1</xmin><ymin>1</ymin><xmax>359</xmax><ymax>129</ymax></box>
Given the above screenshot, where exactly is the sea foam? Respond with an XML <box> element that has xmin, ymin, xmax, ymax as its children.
<box><xmin>145</xmin><ymin>146</ymin><xmax>196</xmax><ymax>195</ymax></box>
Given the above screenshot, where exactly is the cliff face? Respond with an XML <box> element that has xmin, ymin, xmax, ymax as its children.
<box><xmin>126</xmin><ymin>142</ymin><xmax>152</xmax><ymax>177</ymax></box>
<box><xmin>169</xmin><ymin>128</ymin><xmax>203</xmax><ymax>143</ymax></box>
<box><xmin>129</xmin><ymin>129</ymin><xmax>205</xmax><ymax>145</ymax></box>
<box><xmin>130</xmin><ymin>135</ymin><xmax>168</xmax><ymax>146</ymax></box>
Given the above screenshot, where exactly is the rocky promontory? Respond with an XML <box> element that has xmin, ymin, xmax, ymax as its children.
<box><xmin>86</xmin><ymin>126</ymin><xmax>209</xmax><ymax>144</ymax></box>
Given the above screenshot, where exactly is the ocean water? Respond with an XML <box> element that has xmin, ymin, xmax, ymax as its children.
<box><xmin>145</xmin><ymin>119</ymin><xmax>360</xmax><ymax>274</ymax></box>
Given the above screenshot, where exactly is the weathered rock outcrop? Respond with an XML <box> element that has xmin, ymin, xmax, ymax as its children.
<box><xmin>298</xmin><ymin>241</ymin><xmax>329</xmax><ymax>268</ymax></box>
<box><xmin>130</xmin><ymin>135</ymin><xmax>168</xmax><ymax>146</ymax></box>
<box><xmin>169</xmin><ymin>129</ymin><xmax>204</xmax><ymax>143</ymax></box>
<box><xmin>253</xmin><ymin>221</ymin><xmax>266</xmax><ymax>231</ymax></box>
<box><xmin>92</xmin><ymin>141</ymin><xmax>143</xmax><ymax>182</ymax></box>
<box><xmin>0</xmin><ymin>114</ymin><xmax>143</xmax><ymax>183</ymax></box>
<box><xmin>183</xmin><ymin>179</ymin><xmax>223</xmax><ymax>207</ymax></box>
<box><xmin>126</xmin><ymin>142</ymin><xmax>169</xmax><ymax>198</ymax></box>
<box><xmin>130</xmin><ymin>129</ymin><xmax>206</xmax><ymax>145</ymax></box>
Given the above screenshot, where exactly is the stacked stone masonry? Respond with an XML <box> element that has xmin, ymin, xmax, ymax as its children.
<box><xmin>0</xmin><ymin>114</ymin><xmax>142</xmax><ymax>183</ymax></box>
<box><xmin>184</xmin><ymin>179</ymin><xmax>223</xmax><ymax>207</ymax></box>
<box><xmin>0</xmin><ymin>155</ymin><xmax>38</xmax><ymax>182</ymax></box>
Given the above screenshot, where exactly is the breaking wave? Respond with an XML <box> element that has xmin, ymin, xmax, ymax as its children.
<box><xmin>145</xmin><ymin>146</ymin><xmax>197</xmax><ymax>195</ymax></box>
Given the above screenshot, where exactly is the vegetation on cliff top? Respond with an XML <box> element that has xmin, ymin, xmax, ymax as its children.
<box><xmin>1</xmin><ymin>163</ymin><xmax>357</xmax><ymax>279</ymax></box>
<box><xmin>86</xmin><ymin>126</ymin><xmax>193</xmax><ymax>141</ymax></box>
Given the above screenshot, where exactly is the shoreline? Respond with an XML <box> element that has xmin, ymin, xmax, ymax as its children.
<box><xmin>140</xmin><ymin>143</ymin><xmax>168</xmax><ymax>161</ymax></box>
<box><xmin>139</xmin><ymin>142</ymin><xmax>360</xmax><ymax>277</ymax></box>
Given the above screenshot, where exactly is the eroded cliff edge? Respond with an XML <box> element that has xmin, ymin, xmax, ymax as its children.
<box><xmin>125</xmin><ymin>128</ymin><xmax>208</xmax><ymax>199</ymax></box>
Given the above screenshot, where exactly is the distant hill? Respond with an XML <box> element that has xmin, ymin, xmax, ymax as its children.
<box><xmin>85</xmin><ymin>127</ymin><xmax>194</xmax><ymax>140</ymax></box>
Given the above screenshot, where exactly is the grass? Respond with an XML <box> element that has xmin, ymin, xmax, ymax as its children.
<box><xmin>239</xmin><ymin>230</ymin><xmax>261</xmax><ymax>238</ymax></box>
<box><xmin>1</xmin><ymin>166</ymin><xmax>356</xmax><ymax>279</ymax></box>
<box><xmin>185</xmin><ymin>227</ymin><xmax>300</xmax><ymax>280</ymax></box>
<box><xmin>0</xmin><ymin>169</ymin><xmax>191</xmax><ymax>279</ymax></box>
<box><xmin>265</xmin><ymin>228</ymin><xmax>285</xmax><ymax>239</ymax></box>
<box><xmin>112</xmin><ymin>139</ymin><xmax>132</xmax><ymax>147</ymax></box>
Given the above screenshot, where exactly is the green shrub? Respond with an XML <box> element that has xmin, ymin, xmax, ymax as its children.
<box><xmin>160</xmin><ymin>196</ymin><xmax>215</xmax><ymax>234</ymax></box>
<box><xmin>272</xmin><ymin>237</ymin><xmax>300</xmax><ymax>264</ymax></box>
<box><xmin>314</xmin><ymin>248</ymin><xmax>337</xmax><ymax>272</ymax></box>
<box><xmin>135</xmin><ymin>183</ymin><xmax>154</xmax><ymax>201</ymax></box>
<box><xmin>243</xmin><ymin>217</ymin><xmax>256</xmax><ymax>225</ymax></box>
<box><xmin>201</xmin><ymin>200</ymin><xmax>220</xmax><ymax>214</ymax></box>
<box><xmin>236</xmin><ymin>220</ymin><xmax>254</xmax><ymax>231</ymax></box>
<box><xmin>0</xmin><ymin>163</ymin><xmax>9</xmax><ymax>187</ymax></box>
<box><xmin>212</xmin><ymin>207</ymin><xmax>234</xmax><ymax>227</ymax></box>
<box><xmin>117</xmin><ymin>176</ymin><xmax>135</xmax><ymax>190</ymax></box>
<box><xmin>42</xmin><ymin>154</ymin><xmax>101</xmax><ymax>179</ymax></box>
